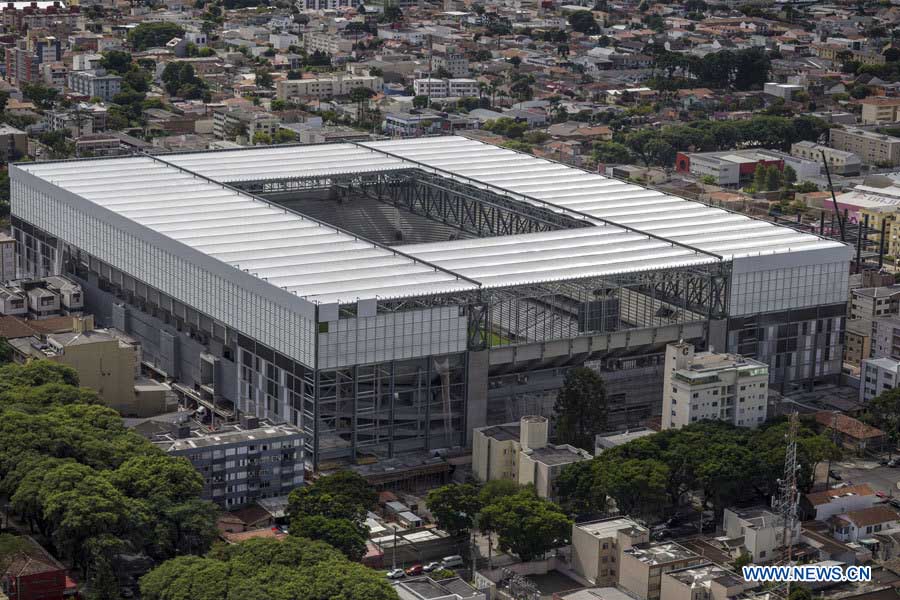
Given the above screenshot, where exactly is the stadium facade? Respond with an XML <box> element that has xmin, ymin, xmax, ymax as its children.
<box><xmin>10</xmin><ymin>136</ymin><xmax>850</xmax><ymax>469</ymax></box>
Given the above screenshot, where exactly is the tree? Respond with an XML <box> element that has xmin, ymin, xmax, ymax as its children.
<box><xmin>508</xmin><ymin>56</ymin><xmax>522</xmax><ymax>69</ymax></box>
<box><xmin>591</xmin><ymin>141</ymin><xmax>632</xmax><ymax>164</ymax></box>
<box><xmin>554</xmin><ymin>367</ymin><xmax>607</xmax><ymax>450</ymax></box>
<box><xmin>274</xmin><ymin>129</ymin><xmax>297</xmax><ymax>144</ymax></box>
<box><xmin>569</xmin><ymin>10</ymin><xmax>599</xmax><ymax>34</ymax></box>
<box><xmin>753</xmin><ymin>163</ymin><xmax>767</xmax><ymax>191</ymax></box>
<box><xmin>764</xmin><ymin>165</ymin><xmax>783</xmax><ymax>191</ymax></box>
<box><xmin>477</xmin><ymin>479</ymin><xmax>521</xmax><ymax>507</ymax></box>
<box><xmin>22</xmin><ymin>82</ymin><xmax>58</xmax><ymax>109</ymax></box>
<box><xmin>426</xmin><ymin>483</ymin><xmax>481</xmax><ymax>536</ymax></box>
<box><xmin>287</xmin><ymin>471</ymin><xmax>375</xmax><ymax>525</ymax></box>
<box><xmin>292</xmin><ymin>515</ymin><xmax>367</xmax><ymax>561</ymax></box>
<box><xmin>255</xmin><ymin>69</ymin><xmax>274</xmax><ymax>89</ymax></box>
<box><xmin>0</xmin><ymin>338</ymin><xmax>12</xmax><ymax>364</ymax></box>
<box><xmin>99</xmin><ymin>50</ymin><xmax>133</xmax><ymax>75</ymax></box>
<box><xmin>788</xmin><ymin>587</ymin><xmax>813</xmax><ymax>600</ymax></box>
<box><xmin>783</xmin><ymin>165</ymin><xmax>797</xmax><ymax>185</ymax></box>
<box><xmin>141</xmin><ymin>538</ymin><xmax>399</xmax><ymax>600</ymax></box>
<box><xmin>128</xmin><ymin>22</ymin><xmax>185</xmax><ymax>51</ymax></box>
<box><xmin>865</xmin><ymin>388</ymin><xmax>900</xmax><ymax>456</ymax></box>
<box><xmin>413</xmin><ymin>95</ymin><xmax>429</xmax><ymax>108</ymax></box>
<box><xmin>478</xmin><ymin>490</ymin><xmax>572</xmax><ymax>561</ymax></box>
<box><xmin>556</xmin><ymin>459</ymin><xmax>607</xmax><ymax>515</ymax></box>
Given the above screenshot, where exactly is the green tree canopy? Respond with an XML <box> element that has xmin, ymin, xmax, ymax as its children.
<box><xmin>426</xmin><ymin>483</ymin><xmax>482</xmax><ymax>536</ymax></box>
<box><xmin>129</xmin><ymin>22</ymin><xmax>186</xmax><ymax>51</ymax></box>
<box><xmin>568</xmin><ymin>10</ymin><xmax>600</xmax><ymax>34</ymax></box>
<box><xmin>478</xmin><ymin>490</ymin><xmax>572</xmax><ymax>561</ymax></box>
<box><xmin>554</xmin><ymin>367</ymin><xmax>607</xmax><ymax>450</ymax></box>
<box><xmin>292</xmin><ymin>515</ymin><xmax>367</xmax><ymax>561</ymax></box>
<box><xmin>141</xmin><ymin>537</ymin><xmax>399</xmax><ymax>600</ymax></box>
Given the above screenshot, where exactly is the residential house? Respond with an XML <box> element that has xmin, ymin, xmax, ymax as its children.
<box><xmin>815</xmin><ymin>411</ymin><xmax>885</xmax><ymax>452</ymax></box>
<box><xmin>831</xmin><ymin>506</ymin><xmax>899</xmax><ymax>544</ymax></box>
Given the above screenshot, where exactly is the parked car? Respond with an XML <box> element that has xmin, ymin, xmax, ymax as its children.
<box><xmin>828</xmin><ymin>470</ymin><xmax>842</xmax><ymax>481</ymax></box>
<box><xmin>888</xmin><ymin>460</ymin><xmax>898</xmax><ymax>468</ymax></box>
<box><xmin>423</xmin><ymin>562</ymin><xmax>441</xmax><ymax>572</ymax></box>
<box><xmin>387</xmin><ymin>568</ymin><xmax>406</xmax><ymax>579</ymax></box>
<box><xmin>441</xmin><ymin>555</ymin><xmax>464</xmax><ymax>569</ymax></box>
<box><xmin>890</xmin><ymin>499</ymin><xmax>900</xmax><ymax>510</ymax></box>
<box><xmin>405</xmin><ymin>564</ymin><xmax>423</xmax><ymax>576</ymax></box>
<box><xmin>876</xmin><ymin>491</ymin><xmax>888</xmax><ymax>499</ymax></box>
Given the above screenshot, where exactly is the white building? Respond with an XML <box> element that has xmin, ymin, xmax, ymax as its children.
<box><xmin>303</xmin><ymin>31</ymin><xmax>355</xmax><ymax>55</ymax></box>
<box><xmin>67</xmin><ymin>69</ymin><xmax>121</xmax><ymax>102</ymax></box>
<box><xmin>276</xmin><ymin>74</ymin><xmax>383</xmax><ymax>101</ymax></box>
<box><xmin>723</xmin><ymin>507</ymin><xmax>795</xmax><ymax>563</ymax></box>
<box><xmin>472</xmin><ymin>416</ymin><xmax>591</xmax><ymax>500</ymax></box>
<box><xmin>831</xmin><ymin>506</ymin><xmax>900</xmax><ymax>543</ymax></box>
<box><xmin>413</xmin><ymin>78</ymin><xmax>479</xmax><ymax>98</ymax></box>
<box><xmin>764</xmin><ymin>82</ymin><xmax>805</xmax><ymax>100</ymax></box>
<box><xmin>662</xmin><ymin>342</ymin><xmax>769</xmax><ymax>430</ymax></box>
<box><xmin>571</xmin><ymin>517</ymin><xmax>649</xmax><ymax>585</ymax></box>
<box><xmin>791</xmin><ymin>141</ymin><xmax>862</xmax><ymax>176</ymax></box>
<box><xmin>860</xmin><ymin>357</ymin><xmax>900</xmax><ymax>402</ymax></box>
<box><xmin>804</xmin><ymin>484</ymin><xmax>879</xmax><ymax>522</ymax></box>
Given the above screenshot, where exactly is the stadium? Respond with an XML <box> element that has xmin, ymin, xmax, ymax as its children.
<box><xmin>10</xmin><ymin>136</ymin><xmax>850</xmax><ymax>470</ymax></box>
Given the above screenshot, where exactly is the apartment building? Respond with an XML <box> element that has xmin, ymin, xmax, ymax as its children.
<box><xmin>619</xmin><ymin>542</ymin><xmax>704</xmax><ymax>600</ymax></box>
<box><xmin>0</xmin><ymin>276</ymin><xmax>82</xmax><ymax>318</ymax></box>
<box><xmin>830</xmin><ymin>128</ymin><xmax>900</xmax><ymax>167</ymax></box>
<box><xmin>0</xmin><ymin>125</ymin><xmax>27</xmax><ymax>163</ymax></box>
<box><xmin>849</xmin><ymin>285</ymin><xmax>900</xmax><ymax>320</ymax></box>
<box><xmin>302</xmin><ymin>30</ymin><xmax>354</xmax><ymax>54</ymax></box>
<box><xmin>723</xmin><ymin>507</ymin><xmax>795</xmax><ymax>563</ymax></box>
<box><xmin>860</xmin><ymin>97</ymin><xmax>900</xmax><ymax>125</ymax></box>
<box><xmin>661</xmin><ymin>564</ymin><xmax>751</xmax><ymax>600</ymax></box>
<box><xmin>67</xmin><ymin>69</ymin><xmax>122</xmax><ymax>102</ymax></box>
<box><xmin>276</xmin><ymin>74</ymin><xmax>383</xmax><ymax>101</ymax></box>
<box><xmin>791</xmin><ymin>141</ymin><xmax>862</xmax><ymax>175</ymax></box>
<box><xmin>413</xmin><ymin>78</ymin><xmax>479</xmax><ymax>99</ymax></box>
<box><xmin>472</xmin><ymin>416</ymin><xmax>591</xmax><ymax>500</ymax></box>
<box><xmin>154</xmin><ymin>417</ymin><xmax>304</xmax><ymax>508</ymax></box>
<box><xmin>872</xmin><ymin>316</ymin><xmax>900</xmax><ymax>360</ymax></box>
<box><xmin>432</xmin><ymin>52</ymin><xmax>469</xmax><ymax>78</ymax></box>
<box><xmin>572</xmin><ymin>518</ymin><xmax>649</xmax><ymax>585</ymax></box>
<box><xmin>662</xmin><ymin>342</ymin><xmax>769</xmax><ymax>430</ymax></box>
<box><xmin>844</xmin><ymin>318</ymin><xmax>872</xmax><ymax>367</ymax></box>
<box><xmin>5</xmin><ymin>36</ymin><xmax>61</xmax><ymax>85</ymax></box>
<box><xmin>213</xmin><ymin>107</ymin><xmax>280</xmax><ymax>141</ymax></box>
<box><xmin>861</xmin><ymin>356</ymin><xmax>900</xmax><ymax>402</ymax></box>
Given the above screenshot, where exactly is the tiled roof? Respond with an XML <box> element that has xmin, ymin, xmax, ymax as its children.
<box><xmin>815</xmin><ymin>411</ymin><xmax>884</xmax><ymax>440</ymax></box>
<box><xmin>806</xmin><ymin>483</ymin><xmax>876</xmax><ymax>506</ymax></box>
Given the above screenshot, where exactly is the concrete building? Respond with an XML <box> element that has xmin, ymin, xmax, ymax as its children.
<box><xmin>393</xmin><ymin>576</ymin><xmax>486</xmax><ymax>600</ymax></box>
<box><xmin>212</xmin><ymin>108</ymin><xmax>280</xmax><ymax>141</ymax></box>
<box><xmin>803</xmin><ymin>484</ymin><xmax>878</xmax><ymax>521</ymax></box>
<box><xmin>723</xmin><ymin>507</ymin><xmax>795</xmax><ymax>563</ymax></box>
<box><xmin>8</xmin><ymin>137</ymin><xmax>852</xmax><ymax>471</ymax></box>
<box><xmin>10</xmin><ymin>315</ymin><xmax>170</xmax><ymax>417</ymax></box>
<box><xmin>764</xmin><ymin>82</ymin><xmax>804</xmax><ymax>100</ymax></box>
<box><xmin>791</xmin><ymin>141</ymin><xmax>862</xmax><ymax>176</ymax></box>
<box><xmin>5</xmin><ymin>36</ymin><xmax>61</xmax><ymax>86</ymax></box>
<box><xmin>0</xmin><ymin>276</ymin><xmax>82</xmax><ymax>318</ymax></box>
<box><xmin>0</xmin><ymin>232</ymin><xmax>14</xmax><ymax>283</ymax></box>
<box><xmin>0</xmin><ymin>124</ymin><xmax>27</xmax><ymax>163</ymax></box>
<box><xmin>619</xmin><ymin>542</ymin><xmax>704</xmax><ymax>600</ymax></box>
<box><xmin>302</xmin><ymin>30</ymin><xmax>355</xmax><ymax>54</ymax></box>
<box><xmin>571</xmin><ymin>517</ymin><xmax>649</xmax><ymax>585</ymax></box>
<box><xmin>662</xmin><ymin>342</ymin><xmax>769</xmax><ymax>430</ymax></box>
<box><xmin>432</xmin><ymin>52</ymin><xmax>469</xmax><ymax>78</ymax></box>
<box><xmin>154</xmin><ymin>417</ymin><xmax>304</xmax><ymax>508</ymax></box>
<box><xmin>472</xmin><ymin>416</ymin><xmax>591</xmax><ymax>499</ymax></box>
<box><xmin>831</xmin><ymin>506</ymin><xmax>900</xmax><ymax>543</ymax></box>
<box><xmin>871</xmin><ymin>315</ymin><xmax>900</xmax><ymax>360</ymax></box>
<box><xmin>660</xmin><ymin>563</ymin><xmax>751</xmax><ymax>600</ymax></box>
<box><xmin>674</xmin><ymin>150</ymin><xmax>783</xmax><ymax>187</ymax></box>
<box><xmin>844</xmin><ymin>318</ymin><xmax>872</xmax><ymax>367</ymax></box>
<box><xmin>830</xmin><ymin>128</ymin><xmax>900</xmax><ymax>167</ymax></box>
<box><xmin>850</xmin><ymin>285</ymin><xmax>900</xmax><ymax>321</ymax></box>
<box><xmin>860</xmin><ymin>97</ymin><xmax>900</xmax><ymax>126</ymax></box>
<box><xmin>861</xmin><ymin>356</ymin><xmax>900</xmax><ymax>402</ymax></box>
<box><xmin>276</xmin><ymin>74</ymin><xmax>383</xmax><ymax>101</ymax></box>
<box><xmin>594</xmin><ymin>427</ymin><xmax>655</xmax><ymax>455</ymax></box>
<box><xmin>413</xmin><ymin>78</ymin><xmax>479</xmax><ymax>99</ymax></box>
<box><xmin>67</xmin><ymin>69</ymin><xmax>122</xmax><ymax>102</ymax></box>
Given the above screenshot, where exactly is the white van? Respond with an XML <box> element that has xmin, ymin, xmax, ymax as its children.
<box><xmin>441</xmin><ymin>555</ymin><xmax>464</xmax><ymax>569</ymax></box>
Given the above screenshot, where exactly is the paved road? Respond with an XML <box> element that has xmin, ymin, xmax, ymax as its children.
<box><xmin>826</xmin><ymin>459</ymin><xmax>900</xmax><ymax>497</ymax></box>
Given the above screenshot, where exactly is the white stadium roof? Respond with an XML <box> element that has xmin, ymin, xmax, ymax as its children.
<box><xmin>19</xmin><ymin>136</ymin><xmax>845</xmax><ymax>304</ymax></box>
